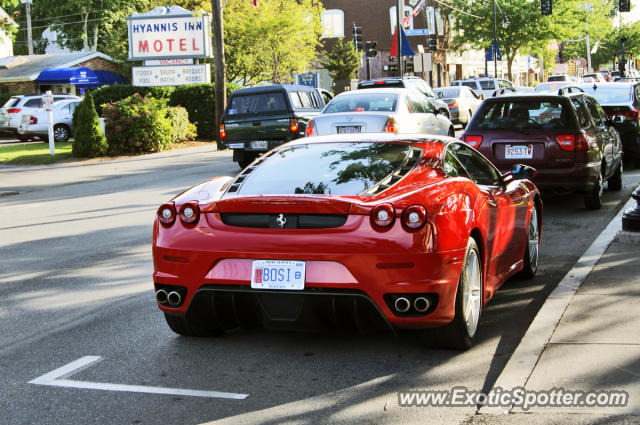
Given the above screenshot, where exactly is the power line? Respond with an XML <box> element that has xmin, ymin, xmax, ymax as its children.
<box><xmin>17</xmin><ymin>17</ymin><xmax>109</xmax><ymax>31</ymax></box>
<box><xmin>431</xmin><ymin>0</ymin><xmax>482</xmax><ymax>19</ymax></box>
<box><xmin>12</xmin><ymin>9</ymin><xmax>109</xmax><ymax>24</ymax></box>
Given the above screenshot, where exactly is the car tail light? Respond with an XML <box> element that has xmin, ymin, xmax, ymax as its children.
<box><xmin>29</xmin><ymin>116</ymin><xmax>37</xmax><ymax>124</ymax></box>
<box><xmin>219</xmin><ymin>124</ymin><xmax>226</xmax><ymax>139</ymax></box>
<box><xmin>306</xmin><ymin>119</ymin><xmax>316</xmax><ymax>136</ymax></box>
<box><xmin>375</xmin><ymin>81</ymin><xmax>385</xmax><ymax>85</ymax></box>
<box><xmin>464</xmin><ymin>135</ymin><xmax>482</xmax><ymax>149</ymax></box>
<box><xmin>157</xmin><ymin>203</ymin><xmax>176</xmax><ymax>226</ymax></box>
<box><xmin>448</xmin><ymin>101</ymin><xmax>458</xmax><ymax>108</ymax></box>
<box><xmin>385</xmin><ymin>117</ymin><xmax>398</xmax><ymax>133</ymax></box>
<box><xmin>575</xmin><ymin>134</ymin><xmax>589</xmax><ymax>151</ymax></box>
<box><xmin>289</xmin><ymin>118</ymin><xmax>299</xmax><ymax>133</ymax></box>
<box><xmin>7</xmin><ymin>108</ymin><xmax>21</xmax><ymax>114</ymax></box>
<box><xmin>402</xmin><ymin>205</ymin><xmax>427</xmax><ymax>230</ymax></box>
<box><xmin>555</xmin><ymin>134</ymin><xmax>575</xmax><ymax>151</ymax></box>
<box><xmin>371</xmin><ymin>204</ymin><xmax>396</xmax><ymax>228</ymax></box>
<box><xmin>179</xmin><ymin>202</ymin><xmax>200</xmax><ymax>225</ymax></box>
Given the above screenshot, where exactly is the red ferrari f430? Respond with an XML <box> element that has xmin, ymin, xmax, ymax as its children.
<box><xmin>153</xmin><ymin>133</ymin><xmax>541</xmax><ymax>349</ymax></box>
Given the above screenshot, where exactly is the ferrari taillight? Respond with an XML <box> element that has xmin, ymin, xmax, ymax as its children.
<box><xmin>290</xmin><ymin>118</ymin><xmax>299</xmax><ymax>133</ymax></box>
<box><xmin>219</xmin><ymin>124</ymin><xmax>226</xmax><ymax>139</ymax></box>
<box><xmin>464</xmin><ymin>135</ymin><xmax>482</xmax><ymax>149</ymax></box>
<box><xmin>385</xmin><ymin>117</ymin><xmax>398</xmax><ymax>133</ymax></box>
<box><xmin>306</xmin><ymin>119</ymin><xmax>316</xmax><ymax>136</ymax></box>
<box><xmin>371</xmin><ymin>204</ymin><xmax>395</xmax><ymax>229</ymax></box>
<box><xmin>157</xmin><ymin>203</ymin><xmax>176</xmax><ymax>226</ymax></box>
<box><xmin>402</xmin><ymin>205</ymin><xmax>427</xmax><ymax>230</ymax></box>
<box><xmin>29</xmin><ymin>116</ymin><xmax>37</xmax><ymax>124</ymax></box>
<box><xmin>179</xmin><ymin>202</ymin><xmax>200</xmax><ymax>225</ymax></box>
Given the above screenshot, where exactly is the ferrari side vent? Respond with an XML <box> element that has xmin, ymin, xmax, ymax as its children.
<box><xmin>361</xmin><ymin>147</ymin><xmax>422</xmax><ymax>196</ymax></box>
<box><xmin>231</xmin><ymin>151</ymin><xmax>277</xmax><ymax>194</ymax></box>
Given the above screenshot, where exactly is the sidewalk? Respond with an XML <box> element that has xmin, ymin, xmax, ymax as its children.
<box><xmin>478</xmin><ymin>194</ymin><xmax>640</xmax><ymax>421</ymax></box>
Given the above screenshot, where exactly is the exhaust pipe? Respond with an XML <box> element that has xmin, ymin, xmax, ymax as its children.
<box><xmin>167</xmin><ymin>291</ymin><xmax>182</xmax><ymax>306</ymax></box>
<box><xmin>414</xmin><ymin>297</ymin><xmax>430</xmax><ymax>313</ymax></box>
<box><xmin>394</xmin><ymin>297</ymin><xmax>411</xmax><ymax>313</ymax></box>
<box><xmin>155</xmin><ymin>289</ymin><xmax>168</xmax><ymax>304</ymax></box>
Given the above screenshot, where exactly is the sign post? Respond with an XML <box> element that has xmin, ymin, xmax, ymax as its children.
<box><xmin>43</xmin><ymin>91</ymin><xmax>54</xmax><ymax>155</ymax></box>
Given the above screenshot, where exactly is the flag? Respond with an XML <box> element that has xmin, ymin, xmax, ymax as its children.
<box><xmin>253</xmin><ymin>0</ymin><xmax>258</xmax><ymax>8</ymax></box>
<box><xmin>412</xmin><ymin>0</ymin><xmax>425</xmax><ymax>17</ymax></box>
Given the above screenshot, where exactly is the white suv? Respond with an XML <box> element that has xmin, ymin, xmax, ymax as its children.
<box><xmin>0</xmin><ymin>93</ymin><xmax>80</xmax><ymax>140</ymax></box>
<box><xmin>451</xmin><ymin>78</ymin><xmax>515</xmax><ymax>99</ymax></box>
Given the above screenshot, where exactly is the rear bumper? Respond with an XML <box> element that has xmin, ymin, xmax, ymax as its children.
<box><xmin>500</xmin><ymin>162</ymin><xmax>600</xmax><ymax>191</ymax></box>
<box><xmin>153</xmin><ymin>214</ymin><xmax>466</xmax><ymax>330</ymax></box>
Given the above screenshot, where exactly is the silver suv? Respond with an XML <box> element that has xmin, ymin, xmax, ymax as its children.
<box><xmin>451</xmin><ymin>78</ymin><xmax>515</xmax><ymax>99</ymax></box>
<box><xmin>0</xmin><ymin>93</ymin><xmax>81</xmax><ymax>140</ymax></box>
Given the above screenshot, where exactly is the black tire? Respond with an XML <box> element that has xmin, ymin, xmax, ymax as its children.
<box><xmin>608</xmin><ymin>161</ymin><xmax>623</xmax><ymax>191</ymax></box>
<box><xmin>17</xmin><ymin>134</ymin><xmax>30</xmax><ymax>142</ymax></box>
<box><xmin>164</xmin><ymin>312</ymin><xmax>223</xmax><ymax>337</ymax></box>
<box><xmin>518</xmin><ymin>206</ymin><xmax>539</xmax><ymax>279</ymax></box>
<box><xmin>53</xmin><ymin>125</ymin><xmax>70</xmax><ymax>142</ymax></box>
<box><xmin>427</xmin><ymin>238</ymin><xmax>482</xmax><ymax>350</ymax></box>
<box><xmin>584</xmin><ymin>171</ymin><xmax>603</xmax><ymax>210</ymax></box>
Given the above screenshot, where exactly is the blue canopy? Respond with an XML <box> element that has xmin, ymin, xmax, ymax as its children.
<box><xmin>36</xmin><ymin>67</ymin><xmax>99</xmax><ymax>88</ymax></box>
<box><xmin>94</xmin><ymin>70</ymin><xmax>129</xmax><ymax>87</ymax></box>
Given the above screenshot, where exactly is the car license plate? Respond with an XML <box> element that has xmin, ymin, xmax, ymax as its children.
<box><xmin>227</xmin><ymin>143</ymin><xmax>244</xmax><ymax>149</ymax></box>
<box><xmin>251</xmin><ymin>260</ymin><xmax>305</xmax><ymax>290</ymax></box>
<box><xmin>337</xmin><ymin>126</ymin><xmax>361</xmax><ymax>134</ymax></box>
<box><xmin>505</xmin><ymin>144</ymin><xmax>533</xmax><ymax>159</ymax></box>
<box><xmin>250</xmin><ymin>140</ymin><xmax>268</xmax><ymax>149</ymax></box>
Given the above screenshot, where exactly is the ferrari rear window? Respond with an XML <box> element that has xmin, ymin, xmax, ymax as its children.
<box><xmin>470</xmin><ymin>100</ymin><xmax>577</xmax><ymax>130</ymax></box>
<box><xmin>234</xmin><ymin>142</ymin><xmax>422</xmax><ymax>196</ymax></box>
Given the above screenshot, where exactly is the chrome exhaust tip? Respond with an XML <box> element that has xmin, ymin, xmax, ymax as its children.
<box><xmin>167</xmin><ymin>291</ymin><xmax>182</xmax><ymax>306</ymax></box>
<box><xmin>155</xmin><ymin>289</ymin><xmax>168</xmax><ymax>304</ymax></box>
<box><xmin>394</xmin><ymin>297</ymin><xmax>411</xmax><ymax>313</ymax></box>
<box><xmin>414</xmin><ymin>297</ymin><xmax>430</xmax><ymax>313</ymax></box>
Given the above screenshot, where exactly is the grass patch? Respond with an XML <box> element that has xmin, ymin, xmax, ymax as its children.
<box><xmin>0</xmin><ymin>141</ymin><xmax>73</xmax><ymax>165</ymax></box>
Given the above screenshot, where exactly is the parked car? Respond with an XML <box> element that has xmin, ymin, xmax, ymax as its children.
<box><xmin>547</xmin><ymin>74</ymin><xmax>583</xmax><ymax>83</ymax></box>
<box><xmin>152</xmin><ymin>132</ymin><xmax>541</xmax><ymax>349</ymax></box>
<box><xmin>306</xmin><ymin>88</ymin><xmax>455</xmax><ymax>137</ymax></box>
<box><xmin>578</xmin><ymin>82</ymin><xmax>640</xmax><ymax>166</ymax></box>
<box><xmin>434</xmin><ymin>86</ymin><xmax>482</xmax><ymax>128</ymax></box>
<box><xmin>357</xmin><ymin>77</ymin><xmax>450</xmax><ymax>117</ymax></box>
<box><xmin>462</xmin><ymin>91</ymin><xmax>623</xmax><ymax>209</ymax></box>
<box><xmin>0</xmin><ymin>93</ymin><xmax>80</xmax><ymax>140</ymax></box>
<box><xmin>583</xmin><ymin>73</ymin><xmax>607</xmax><ymax>83</ymax></box>
<box><xmin>220</xmin><ymin>84</ymin><xmax>326</xmax><ymax>168</ymax></box>
<box><xmin>17</xmin><ymin>99</ymin><xmax>81</xmax><ymax>143</ymax></box>
<box><xmin>451</xmin><ymin>77</ymin><xmax>516</xmax><ymax>99</ymax></box>
<box><xmin>534</xmin><ymin>82</ymin><xmax>579</xmax><ymax>92</ymax></box>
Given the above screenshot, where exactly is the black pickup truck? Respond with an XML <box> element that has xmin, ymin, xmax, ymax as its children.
<box><xmin>220</xmin><ymin>85</ymin><xmax>331</xmax><ymax>168</ymax></box>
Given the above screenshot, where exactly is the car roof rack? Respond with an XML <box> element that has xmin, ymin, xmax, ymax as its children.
<box><xmin>558</xmin><ymin>86</ymin><xmax>584</xmax><ymax>95</ymax></box>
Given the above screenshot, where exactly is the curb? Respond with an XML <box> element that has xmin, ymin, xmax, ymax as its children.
<box><xmin>478</xmin><ymin>192</ymin><xmax>638</xmax><ymax>415</ymax></box>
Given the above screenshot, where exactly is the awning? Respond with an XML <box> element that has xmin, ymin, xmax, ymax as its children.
<box><xmin>36</xmin><ymin>67</ymin><xmax>99</xmax><ymax>88</ymax></box>
<box><xmin>94</xmin><ymin>70</ymin><xmax>129</xmax><ymax>87</ymax></box>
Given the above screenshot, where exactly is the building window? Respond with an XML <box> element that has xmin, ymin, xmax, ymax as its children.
<box><xmin>321</xmin><ymin>9</ymin><xmax>344</xmax><ymax>38</ymax></box>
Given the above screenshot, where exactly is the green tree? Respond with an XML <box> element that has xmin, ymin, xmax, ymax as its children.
<box><xmin>319</xmin><ymin>38</ymin><xmax>360</xmax><ymax>81</ymax></box>
<box><xmin>72</xmin><ymin>94</ymin><xmax>108</xmax><ymax>158</ymax></box>
<box><xmin>224</xmin><ymin>0</ymin><xmax>323</xmax><ymax>85</ymax></box>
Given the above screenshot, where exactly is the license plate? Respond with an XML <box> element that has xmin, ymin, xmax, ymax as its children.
<box><xmin>505</xmin><ymin>144</ymin><xmax>533</xmax><ymax>159</ymax></box>
<box><xmin>337</xmin><ymin>126</ymin><xmax>361</xmax><ymax>134</ymax></box>
<box><xmin>251</xmin><ymin>260</ymin><xmax>305</xmax><ymax>290</ymax></box>
<box><xmin>227</xmin><ymin>143</ymin><xmax>244</xmax><ymax>149</ymax></box>
<box><xmin>250</xmin><ymin>140</ymin><xmax>268</xmax><ymax>149</ymax></box>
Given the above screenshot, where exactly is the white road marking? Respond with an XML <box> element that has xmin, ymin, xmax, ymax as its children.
<box><xmin>28</xmin><ymin>356</ymin><xmax>248</xmax><ymax>400</ymax></box>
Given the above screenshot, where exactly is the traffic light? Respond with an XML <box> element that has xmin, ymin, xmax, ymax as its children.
<box><xmin>428</xmin><ymin>34</ymin><xmax>437</xmax><ymax>51</ymax></box>
<box><xmin>619</xmin><ymin>0</ymin><xmax>630</xmax><ymax>12</ymax></box>
<box><xmin>365</xmin><ymin>41</ymin><xmax>377</xmax><ymax>58</ymax></box>
<box><xmin>352</xmin><ymin>25</ymin><xmax>363</xmax><ymax>51</ymax></box>
<box><xmin>541</xmin><ymin>0</ymin><xmax>552</xmax><ymax>15</ymax></box>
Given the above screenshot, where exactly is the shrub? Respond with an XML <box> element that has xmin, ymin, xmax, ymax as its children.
<box><xmin>89</xmin><ymin>84</ymin><xmax>176</xmax><ymax>116</ymax></box>
<box><xmin>72</xmin><ymin>93</ymin><xmax>108</xmax><ymax>158</ymax></box>
<box><xmin>166</xmin><ymin>106</ymin><xmax>197</xmax><ymax>143</ymax></box>
<box><xmin>102</xmin><ymin>93</ymin><xmax>172</xmax><ymax>155</ymax></box>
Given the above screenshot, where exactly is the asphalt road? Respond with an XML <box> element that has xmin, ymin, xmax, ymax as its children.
<box><xmin>1</xmin><ymin>145</ymin><xmax>638</xmax><ymax>425</ymax></box>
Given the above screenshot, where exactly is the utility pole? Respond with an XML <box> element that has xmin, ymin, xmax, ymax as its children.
<box><xmin>584</xmin><ymin>2</ymin><xmax>592</xmax><ymax>73</ymax></box>
<box><xmin>211</xmin><ymin>0</ymin><xmax>225</xmax><ymax>150</ymax></box>
<box><xmin>492</xmin><ymin>0</ymin><xmax>498</xmax><ymax>78</ymax></box>
<box><xmin>20</xmin><ymin>0</ymin><xmax>33</xmax><ymax>55</ymax></box>
<box><xmin>396</xmin><ymin>0</ymin><xmax>403</xmax><ymax>77</ymax></box>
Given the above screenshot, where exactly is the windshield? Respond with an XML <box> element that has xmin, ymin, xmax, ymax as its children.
<box><xmin>324</xmin><ymin>93</ymin><xmax>397</xmax><ymax>113</ymax></box>
<box><xmin>470</xmin><ymin>100</ymin><xmax>576</xmax><ymax>130</ymax></box>
<box><xmin>436</xmin><ymin>88</ymin><xmax>461</xmax><ymax>98</ymax></box>
<box><xmin>226</xmin><ymin>92</ymin><xmax>288</xmax><ymax>116</ymax></box>
<box><xmin>580</xmin><ymin>86</ymin><xmax>632</xmax><ymax>104</ymax></box>
<box><xmin>479</xmin><ymin>80</ymin><xmax>496</xmax><ymax>89</ymax></box>
<box><xmin>235</xmin><ymin>142</ymin><xmax>421</xmax><ymax>196</ymax></box>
